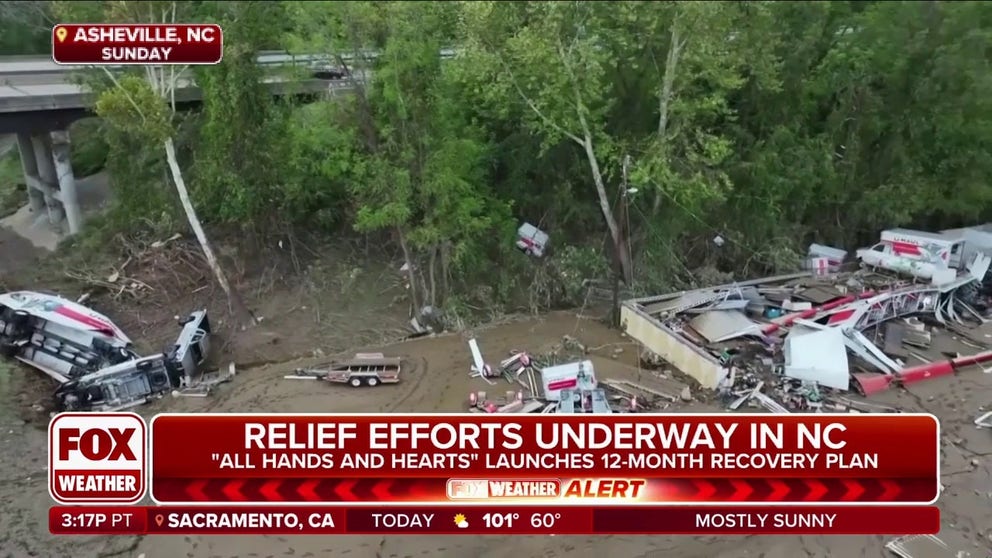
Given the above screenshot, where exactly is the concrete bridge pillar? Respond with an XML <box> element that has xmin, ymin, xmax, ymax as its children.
<box><xmin>30</xmin><ymin>134</ymin><xmax>64</xmax><ymax>228</ymax></box>
<box><xmin>15</xmin><ymin>130</ymin><xmax>82</xmax><ymax>235</ymax></box>
<box><xmin>50</xmin><ymin>130</ymin><xmax>82</xmax><ymax>235</ymax></box>
<box><xmin>15</xmin><ymin>133</ymin><xmax>45</xmax><ymax>213</ymax></box>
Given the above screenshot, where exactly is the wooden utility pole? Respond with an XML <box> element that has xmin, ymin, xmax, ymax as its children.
<box><xmin>611</xmin><ymin>155</ymin><xmax>633</xmax><ymax>327</ymax></box>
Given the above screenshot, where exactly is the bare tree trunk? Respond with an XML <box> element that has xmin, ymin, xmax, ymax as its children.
<box><xmin>580</xmin><ymin>138</ymin><xmax>620</xmax><ymax>244</ymax></box>
<box><xmin>164</xmin><ymin>137</ymin><xmax>254</xmax><ymax>326</ymax></box>
<box><xmin>428</xmin><ymin>245</ymin><xmax>438</xmax><ymax>306</ymax></box>
<box><xmin>579</xmin><ymin>135</ymin><xmax>632</xmax><ymax>284</ymax></box>
<box><xmin>559</xmin><ymin>42</ymin><xmax>633</xmax><ymax>285</ymax></box>
<box><xmin>658</xmin><ymin>18</ymin><xmax>683</xmax><ymax>139</ymax></box>
<box><xmin>653</xmin><ymin>18</ymin><xmax>686</xmax><ymax>215</ymax></box>
<box><xmin>440</xmin><ymin>242</ymin><xmax>450</xmax><ymax>302</ymax></box>
<box><xmin>504</xmin><ymin>42</ymin><xmax>635</xmax><ymax>284</ymax></box>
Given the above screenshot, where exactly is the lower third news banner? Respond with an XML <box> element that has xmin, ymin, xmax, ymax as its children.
<box><xmin>50</xmin><ymin>505</ymin><xmax>940</xmax><ymax>536</ymax></box>
<box><xmin>148</xmin><ymin>413</ymin><xmax>939</xmax><ymax>505</ymax></box>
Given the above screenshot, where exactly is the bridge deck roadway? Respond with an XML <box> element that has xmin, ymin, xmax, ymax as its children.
<box><xmin>0</xmin><ymin>51</ymin><xmax>325</xmax><ymax>73</ymax></box>
<box><xmin>0</xmin><ymin>78</ymin><xmax>342</xmax><ymax>112</ymax></box>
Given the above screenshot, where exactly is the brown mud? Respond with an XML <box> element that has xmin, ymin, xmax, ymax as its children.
<box><xmin>0</xmin><ymin>228</ymin><xmax>989</xmax><ymax>558</ymax></box>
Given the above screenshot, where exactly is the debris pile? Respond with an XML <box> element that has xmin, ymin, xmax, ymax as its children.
<box><xmin>65</xmin><ymin>233</ymin><xmax>210</xmax><ymax>302</ymax></box>
<box><xmin>463</xmin><ymin>337</ymin><xmax>681</xmax><ymax>414</ymax></box>
<box><xmin>885</xmin><ymin>533</ymin><xmax>970</xmax><ymax>558</ymax></box>
<box><xmin>621</xmin><ymin>225</ymin><xmax>992</xmax><ymax>414</ymax></box>
<box><xmin>174</xmin><ymin>362</ymin><xmax>236</xmax><ymax>397</ymax></box>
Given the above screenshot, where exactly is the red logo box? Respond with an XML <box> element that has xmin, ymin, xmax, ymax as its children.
<box><xmin>49</xmin><ymin>412</ymin><xmax>146</xmax><ymax>504</ymax></box>
<box><xmin>52</xmin><ymin>24</ymin><xmax>224</xmax><ymax>65</ymax></box>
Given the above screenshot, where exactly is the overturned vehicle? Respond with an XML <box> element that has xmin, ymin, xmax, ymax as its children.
<box><xmin>0</xmin><ymin>290</ymin><xmax>211</xmax><ymax>412</ymax></box>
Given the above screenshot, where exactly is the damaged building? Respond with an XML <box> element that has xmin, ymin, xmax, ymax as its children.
<box><xmin>621</xmin><ymin>225</ymin><xmax>992</xmax><ymax>413</ymax></box>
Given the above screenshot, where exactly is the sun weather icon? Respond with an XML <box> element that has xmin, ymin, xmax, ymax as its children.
<box><xmin>453</xmin><ymin>513</ymin><xmax>469</xmax><ymax>529</ymax></box>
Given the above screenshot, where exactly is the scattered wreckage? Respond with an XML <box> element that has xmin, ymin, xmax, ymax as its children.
<box><xmin>885</xmin><ymin>533</ymin><xmax>974</xmax><ymax>558</ymax></box>
<box><xmin>516</xmin><ymin>222</ymin><xmax>549</xmax><ymax>258</ymax></box>
<box><xmin>620</xmin><ymin>224</ymin><xmax>992</xmax><ymax>413</ymax></box>
<box><xmin>0</xmin><ymin>290</ymin><xmax>224</xmax><ymax>412</ymax></box>
<box><xmin>286</xmin><ymin>353</ymin><xmax>403</xmax><ymax>387</ymax></box>
<box><xmin>464</xmin><ymin>337</ymin><xmax>673</xmax><ymax>414</ymax></box>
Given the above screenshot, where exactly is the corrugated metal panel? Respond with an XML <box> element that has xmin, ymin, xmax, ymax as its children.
<box><xmin>688</xmin><ymin>311</ymin><xmax>760</xmax><ymax>343</ymax></box>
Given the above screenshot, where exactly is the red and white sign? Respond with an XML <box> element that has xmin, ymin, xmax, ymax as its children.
<box><xmin>49</xmin><ymin>412</ymin><xmax>147</xmax><ymax>504</ymax></box>
<box><xmin>809</xmin><ymin>257</ymin><xmax>831</xmax><ymax>276</ymax></box>
<box><xmin>149</xmin><ymin>413</ymin><xmax>940</xmax><ymax>505</ymax></box>
<box><xmin>52</xmin><ymin>24</ymin><xmax>223</xmax><ymax>65</ymax></box>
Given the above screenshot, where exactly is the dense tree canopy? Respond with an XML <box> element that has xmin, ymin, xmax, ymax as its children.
<box><xmin>5</xmin><ymin>0</ymin><xmax>992</xmax><ymax>310</ymax></box>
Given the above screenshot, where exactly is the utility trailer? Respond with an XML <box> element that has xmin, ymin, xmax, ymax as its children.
<box><xmin>287</xmin><ymin>353</ymin><xmax>402</xmax><ymax>387</ymax></box>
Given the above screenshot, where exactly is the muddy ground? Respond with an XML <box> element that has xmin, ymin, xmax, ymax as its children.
<box><xmin>0</xmin><ymin>226</ymin><xmax>990</xmax><ymax>558</ymax></box>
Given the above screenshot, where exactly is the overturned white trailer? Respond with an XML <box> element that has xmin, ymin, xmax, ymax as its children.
<box><xmin>0</xmin><ymin>290</ymin><xmax>212</xmax><ymax>411</ymax></box>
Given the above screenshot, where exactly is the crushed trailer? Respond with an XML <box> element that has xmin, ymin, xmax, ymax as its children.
<box><xmin>1</xmin><ymin>290</ymin><xmax>213</xmax><ymax>411</ymax></box>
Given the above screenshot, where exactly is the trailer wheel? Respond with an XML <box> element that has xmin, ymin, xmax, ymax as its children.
<box><xmin>366</xmin><ymin>377</ymin><xmax>379</xmax><ymax>387</ymax></box>
<box><xmin>349</xmin><ymin>377</ymin><xmax>362</xmax><ymax>388</ymax></box>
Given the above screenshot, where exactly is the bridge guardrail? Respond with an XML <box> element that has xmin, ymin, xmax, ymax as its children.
<box><xmin>0</xmin><ymin>48</ymin><xmax>458</xmax><ymax>75</ymax></box>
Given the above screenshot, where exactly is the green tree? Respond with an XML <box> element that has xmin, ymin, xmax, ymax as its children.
<box><xmin>193</xmin><ymin>1</ymin><xmax>292</xmax><ymax>228</ymax></box>
<box><xmin>288</xmin><ymin>1</ymin><xmax>506</xmax><ymax>310</ymax></box>
<box><xmin>457</xmin><ymin>2</ymin><xmax>780</xmax><ymax>285</ymax></box>
<box><xmin>725</xmin><ymin>1</ymin><xmax>992</xmax><ymax>257</ymax></box>
<box><xmin>0</xmin><ymin>1</ymin><xmax>52</xmax><ymax>54</ymax></box>
<box><xmin>459</xmin><ymin>1</ymin><xmax>635</xmax><ymax>283</ymax></box>
<box><xmin>62</xmin><ymin>0</ymin><xmax>256</xmax><ymax>325</ymax></box>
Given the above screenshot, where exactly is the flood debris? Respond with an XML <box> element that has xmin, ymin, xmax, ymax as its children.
<box><xmin>0</xmin><ymin>290</ymin><xmax>214</xmax><ymax>411</ymax></box>
<box><xmin>806</xmin><ymin>244</ymin><xmax>847</xmax><ymax>275</ymax></box>
<box><xmin>783</xmin><ymin>326</ymin><xmax>849</xmax><ymax>390</ymax></box>
<box><xmin>467</xmin><ymin>338</ymin><xmax>499</xmax><ymax>382</ymax></box>
<box><xmin>468</xmin><ymin>390</ymin><xmax>530</xmax><ymax>413</ymax></box>
<box><xmin>174</xmin><ymin>361</ymin><xmax>236</xmax><ymax>397</ymax></box>
<box><xmin>516</xmin><ymin>222</ymin><xmax>549</xmax><ymax>258</ymax></box>
<box><xmin>460</xmin><ymin>335</ymin><xmax>681</xmax><ymax>414</ymax></box>
<box><xmin>410</xmin><ymin>305</ymin><xmax>442</xmax><ymax>335</ymax></box>
<box><xmin>885</xmin><ymin>534</ymin><xmax>969</xmax><ymax>558</ymax></box>
<box><xmin>620</xmin><ymin>223</ymin><xmax>992</xmax><ymax>413</ymax></box>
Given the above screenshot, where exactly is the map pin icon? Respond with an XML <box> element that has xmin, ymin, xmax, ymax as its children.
<box><xmin>154</xmin><ymin>514</ymin><xmax>164</xmax><ymax>527</ymax></box>
<box><xmin>55</xmin><ymin>26</ymin><xmax>68</xmax><ymax>43</ymax></box>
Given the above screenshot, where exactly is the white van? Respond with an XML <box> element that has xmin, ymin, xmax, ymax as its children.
<box><xmin>879</xmin><ymin>229</ymin><xmax>966</xmax><ymax>269</ymax></box>
<box><xmin>857</xmin><ymin>242</ymin><xmax>957</xmax><ymax>285</ymax></box>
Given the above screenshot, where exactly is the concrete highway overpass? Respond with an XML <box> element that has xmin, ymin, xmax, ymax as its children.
<box><xmin>0</xmin><ymin>52</ymin><xmax>356</xmax><ymax>235</ymax></box>
<box><xmin>0</xmin><ymin>51</ymin><xmax>354</xmax><ymax>133</ymax></box>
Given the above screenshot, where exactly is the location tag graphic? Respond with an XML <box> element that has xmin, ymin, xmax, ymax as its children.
<box><xmin>155</xmin><ymin>514</ymin><xmax>164</xmax><ymax>527</ymax></box>
<box><xmin>55</xmin><ymin>26</ymin><xmax>68</xmax><ymax>43</ymax></box>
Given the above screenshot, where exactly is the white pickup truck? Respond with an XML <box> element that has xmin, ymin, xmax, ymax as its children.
<box><xmin>856</xmin><ymin>242</ymin><xmax>957</xmax><ymax>285</ymax></box>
